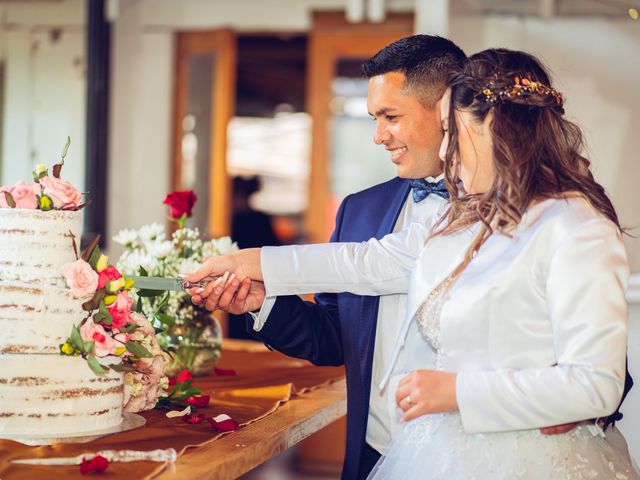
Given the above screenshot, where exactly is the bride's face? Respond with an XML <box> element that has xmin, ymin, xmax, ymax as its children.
<box><xmin>438</xmin><ymin>88</ymin><xmax>495</xmax><ymax>194</ymax></box>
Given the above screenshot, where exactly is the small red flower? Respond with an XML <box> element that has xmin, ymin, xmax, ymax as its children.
<box><xmin>183</xmin><ymin>413</ymin><xmax>206</xmax><ymax>424</ymax></box>
<box><xmin>80</xmin><ymin>455</ymin><xmax>109</xmax><ymax>474</ymax></box>
<box><xmin>163</xmin><ymin>190</ymin><xmax>197</xmax><ymax>219</ymax></box>
<box><xmin>169</xmin><ymin>369</ymin><xmax>192</xmax><ymax>386</ymax></box>
<box><xmin>186</xmin><ymin>395</ymin><xmax>210</xmax><ymax>408</ymax></box>
<box><xmin>97</xmin><ymin>266</ymin><xmax>122</xmax><ymax>290</ymax></box>
<box><xmin>208</xmin><ymin>414</ymin><xmax>239</xmax><ymax>432</ymax></box>
<box><xmin>214</xmin><ymin>367</ymin><xmax>237</xmax><ymax>376</ymax></box>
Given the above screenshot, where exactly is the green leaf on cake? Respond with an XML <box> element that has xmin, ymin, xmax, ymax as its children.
<box><xmin>154</xmin><ymin>312</ymin><xmax>176</xmax><ymax>326</ymax></box>
<box><xmin>3</xmin><ymin>191</ymin><xmax>16</xmax><ymax>208</ymax></box>
<box><xmin>125</xmin><ymin>341</ymin><xmax>153</xmax><ymax>358</ymax></box>
<box><xmin>81</xmin><ymin>235</ymin><xmax>101</xmax><ymax>264</ymax></box>
<box><xmin>82</xmin><ymin>289</ymin><xmax>105</xmax><ymax>312</ymax></box>
<box><xmin>52</xmin><ymin>136</ymin><xmax>71</xmax><ymax>178</ymax></box>
<box><xmin>135</xmin><ymin>296</ymin><xmax>143</xmax><ymax>313</ymax></box>
<box><xmin>70</xmin><ymin>326</ymin><xmax>83</xmax><ymax>351</ymax></box>
<box><xmin>94</xmin><ymin>301</ymin><xmax>113</xmax><ymax>326</ymax></box>
<box><xmin>88</xmin><ymin>244</ymin><xmax>102</xmax><ymax>270</ymax></box>
<box><xmin>83</xmin><ymin>340</ymin><xmax>95</xmax><ymax>354</ymax></box>
<box><xmin>124</xmin><ymin>323</ymin><xmax>142</xmax><ymax>334</ymax></box>
<box><xmin>109</xmin><ymin>362</ymin><xmax>135</xmax><ymax>373</ymax></box>
<box><xmin>86</xmin><ymin>356</ymin><xmax>106</xmax><ymax>375</ymax></box>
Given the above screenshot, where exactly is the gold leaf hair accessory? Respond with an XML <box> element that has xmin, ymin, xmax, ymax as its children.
<box><xmin>480</xmin><ymin>75</ymin><xmax>563</xmax><ymax>107</ymax></box>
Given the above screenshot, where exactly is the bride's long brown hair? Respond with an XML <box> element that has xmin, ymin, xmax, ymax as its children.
<box><xmin>437</xmin><ymin>48</ymin><xmax>620</xmax><ymax>269</ymax></box>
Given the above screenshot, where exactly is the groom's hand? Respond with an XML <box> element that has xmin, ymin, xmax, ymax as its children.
<box><xmin>200</xmin><ymin>278</ymin><xmax>266</xmax><ymax>314</ymax></box>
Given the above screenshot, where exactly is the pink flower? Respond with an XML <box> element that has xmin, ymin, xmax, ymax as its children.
<box><xmin>107</xmin><ymin>291</ymin><xmax>133</xmax><ymax>330</ymax></box>
<box><xmin>39</xmin><ymin>175</ymin><xmax>82</xmax><ymax>208</ymax></box>
<box><xmin>10</xmin><ymin>181</ymin><xmax>38</xmax><ymax>209</ymax></box>
<box><xmin>123</xmin><ymin>355</ymin><xmax>166</xmax><ymax>413</ymax></box>
<box><xmin>61</xmin><ymin>259</ymin><xmax>99</xmax><ymax>298</ymax></box>
<box><xmin>129</xmin><ymin>312</ymin><xmax>155</xmax><ymax>339</ymax></box>
<box><xmin>79</xmin><ymin>322</ymin><xmax>117</xmax><ymax>357</ymax></box>
<box><xmin>97</xmin><ymin>266</ymin><xmax>122</xmax><ymax>289</ymax></box>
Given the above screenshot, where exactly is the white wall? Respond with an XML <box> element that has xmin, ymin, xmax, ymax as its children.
<box><xmin>0</xmin><ymin>0</ymin><xmax>86</xmax><ymax>191</ymax></box>
<box><xmin>450</xmin><ymin>15</ymin><xmax>640</xmax><ymax>270</ymax></box>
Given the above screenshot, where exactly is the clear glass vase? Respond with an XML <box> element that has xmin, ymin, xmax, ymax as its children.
<box><xmin>157</xmin><ymin>311</ymin><xmax>223</xmax><ymax>377</ymax></box>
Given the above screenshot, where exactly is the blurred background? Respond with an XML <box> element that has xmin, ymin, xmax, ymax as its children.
<box><xmin>1</xmin><ymin>0</ymin><xmax>639</xmax><ymax>477</ymax></box>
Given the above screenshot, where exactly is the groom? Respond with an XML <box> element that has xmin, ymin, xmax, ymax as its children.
<box><xmin>190</xmin><ymin>36</ymin><xmax>633</xmax><ymax>479</ymax></box>
<box><xmin>192</xmin><ymin>35</ymin><xmax>466</xmax><ymax>479</ymax></box>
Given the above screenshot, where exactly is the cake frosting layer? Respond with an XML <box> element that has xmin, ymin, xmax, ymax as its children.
<box><xmin>0</xmin><ymin>355</ymin><xmax>123</xmax><ymax>436</ymax></box>
<box><xmin>0</xmin><ymin>208</ymin><xmax>82</xmax><ymax>287</ymax></box>
<box><xmin>0</xmin><ymin>282</ymin><xmax>86</xmax><ymax>354</ymax></box>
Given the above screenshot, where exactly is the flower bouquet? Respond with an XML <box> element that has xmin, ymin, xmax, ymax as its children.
<box><xmin>113</xmin><ymin>190</ymin><xmax>238</xmax><ymax>376</ymax></box>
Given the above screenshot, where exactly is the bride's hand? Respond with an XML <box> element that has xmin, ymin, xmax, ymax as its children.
<box><xmin>395</xmin><ymin>370</ymin><xmax>458</xmax><ymax>422</ymax></box>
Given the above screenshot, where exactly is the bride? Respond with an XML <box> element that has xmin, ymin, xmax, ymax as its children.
<box><xmin>187</xmin><ymin>48</ymin><xmax>638</xmax><ymax>479</ymax></box>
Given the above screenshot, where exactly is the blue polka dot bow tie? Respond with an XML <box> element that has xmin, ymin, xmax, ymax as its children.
<box><xmin>410</xmin><ymin>178</ymin><xmax>450</xmax><ymax>203</ymax></box>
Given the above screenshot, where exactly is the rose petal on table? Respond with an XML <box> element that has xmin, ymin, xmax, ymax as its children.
<box><xmin>186</xmin><ymin>395</ymin><xmax>210</xmax><ymax>408</ymax></box>
<box><xmin>208</xmin><ymin>413</ymin><xmax>239</xmax><ymax>432</ymax></box>
<box><xmin>182</xmin><ymin>413</ymin><xmax>206</xmax><ymax>424</ymax></box>
<box><xmin>214</xmin><ymin>367</ymin><xmax>237</xmax><ymax>376</ymax></box>
<box><xmin>166</xmin><ymin>405</ymin><xmax>191</xmax><ymax>418</ymax></box>
<box><xmin>80</xmin><ymin>455</ymin><xmax>109</xmax><ymax>474</ymax></box>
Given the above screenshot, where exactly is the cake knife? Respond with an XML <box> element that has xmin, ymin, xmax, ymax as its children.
<box><xmin>130</xmin><ymin>271</ymin><xmax>233</xmax><ymax>292</ymax></box>
<box><xmin>11</xmin><ymin>447</ymin><xmax>178</xmax><ymax>465</ymax></box>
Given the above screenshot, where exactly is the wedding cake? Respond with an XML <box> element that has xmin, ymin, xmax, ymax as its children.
<box><xmin>0</xmin><ymin>208</ymin><xmax>124</xmax><ymax>437</ymax></box>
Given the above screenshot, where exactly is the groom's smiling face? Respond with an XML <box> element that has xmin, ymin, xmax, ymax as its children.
<box><xmin>368</xmin><ymin>71</ymin><xmax>444</xmax><ymax>179</ymax></box>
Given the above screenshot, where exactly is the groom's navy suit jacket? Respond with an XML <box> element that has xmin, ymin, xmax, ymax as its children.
<box><xmin>246</xmin><ymin>176</ymin><xmax>634</xmax><ymax>480</ymax></box>
<box><xmin>247</xmin><ymin>177</ymin><xmax>412</xmax><ymax>480</ymax></box>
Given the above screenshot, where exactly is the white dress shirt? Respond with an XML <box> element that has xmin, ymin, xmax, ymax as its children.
<box><xmin>252</xmin><ymin>184</ymin><xmax>445</xmax><ymax>453</ymax></box>
<box><xmin>260</xmin><ymin>197</ymin><xmax>628</xmax><ymax>433</ymax></box>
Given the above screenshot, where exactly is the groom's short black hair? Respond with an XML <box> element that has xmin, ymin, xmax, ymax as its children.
<box><xmin>362</xmin><ymin>35</ymin><xmax>466</xmax><ymax>107</ymax></box>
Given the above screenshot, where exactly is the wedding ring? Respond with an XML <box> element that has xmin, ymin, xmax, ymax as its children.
<box><xmin>406</xmin><ymin>395</ymin><xmax>413</xmax><ymax>406</ymax></box>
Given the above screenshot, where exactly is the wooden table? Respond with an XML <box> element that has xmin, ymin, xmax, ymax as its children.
<box><xmin>157</xmin><ymin>378</ymin><xmax>346</xmax><ymax>479</ymax></box>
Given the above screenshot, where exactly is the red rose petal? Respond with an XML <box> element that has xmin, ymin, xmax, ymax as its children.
<box><xmin>80</xmin><ymin>455</ymin><xmax>109</xmax><ymax>474</ymax></box>
<box><xmin>182</xmin><ymin>413</ymin><xmax>206</xmax><ymax>424</ymax></box>
<box><xmin>178</xmin><ymin>369</ymin><xmax>193</xmax><ymax>383</ymax></box>
<box><xmin>208</xmin><ymin>416</ymin><xmax>239</xmax><ymax>432</ymax></box>
<box><xmin>214</xmin><ymin>367</ymin><xmax>237</xmax><ymax>376</ymax></box>
<box><xmin>186</xmin><ymin>395</ymin><xmax>210</xmax><ymax>408</ymax></box>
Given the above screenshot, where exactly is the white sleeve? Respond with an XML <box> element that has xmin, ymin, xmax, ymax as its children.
<box><xmin>456</xmin><ymin>219</ymin><xmax>629</xmax><ymax>433</ymax></box>
<box><xmin>261</xmin><ymin>221</ymin><xmax>431</xmax><ymax>298</ymax></box>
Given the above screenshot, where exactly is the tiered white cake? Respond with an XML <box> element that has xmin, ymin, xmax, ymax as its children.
<box><xmin>0</xmin><ymin>208</ymin><xmax>124</xmax><ymax>437</ymax></box>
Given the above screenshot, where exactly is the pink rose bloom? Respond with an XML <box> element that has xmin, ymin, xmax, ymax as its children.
<box><xmin>10</xmin><ymin>181</ymin><xmax>38</xmax><ymax>209</ymax></box>
<box><xmin>97</xmin><ymin>266</ymin><xmax>122</xmax><ymax>289</ymax></box>
<box><xmin>107</xmin><ymin>291</ymin><xmax>133</xmax><ymax>330</ymax></box>
<box><xmin>39</xmin><ymin>175</ymin><xmax>82</xmax><ymax>208</ymax></box>
<box><xmin>0</xmin><ymin>186</ymin><xmax>11</xmax><ymax>208</ymax></box>
<box><xmin>129</xmin><ymin>312</ymin><xmax>155</xmax><ymax>338</ymax></box>
<box><xmin>61</xmin><ymin>259</ymin><xmax>99</xmax><ymax>298</ymax></box>
<box><xmin>79</xmin><ymin>322</ymin><xmax>118</xmax><ymax>357</ymax></box>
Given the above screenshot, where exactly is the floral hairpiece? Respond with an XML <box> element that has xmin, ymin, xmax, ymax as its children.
<box><xmin>480</xmin><ymin>75</ymin><xmax>563</xmax><ymax>107</ymax></box>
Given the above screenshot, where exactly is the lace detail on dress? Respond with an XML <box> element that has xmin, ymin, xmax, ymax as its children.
<box><xmin>415</xmin><ymin>274</ymin><xmax>455</xmax><ymax>370</ymax></box>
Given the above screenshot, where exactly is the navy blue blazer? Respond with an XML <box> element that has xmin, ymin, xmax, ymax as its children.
<box><xmin>246</xmin><ymin>176</ymin><xmax>633</xmax><ymax>479</ymax></box>
<box><xmin>247</xmin><ymin>177</ymin><xmax>412</xmax><ymax>479</ymax></box>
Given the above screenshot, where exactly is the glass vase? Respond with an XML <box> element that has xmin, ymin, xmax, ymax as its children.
<box><xmin>158</xmin><ymin>311</ymin><xmax>223</xmax><ymax>377</ymax></box>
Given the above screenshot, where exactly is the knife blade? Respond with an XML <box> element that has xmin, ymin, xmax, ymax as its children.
<box><xmin>11</xmin><ymin>448</ymin><xmax>178</xmax><ymax>465</ymax></box>
<box><xmin>131</xmin><ymin>272</ymin><xmax>233</xmax><ymax>292</ymax></box>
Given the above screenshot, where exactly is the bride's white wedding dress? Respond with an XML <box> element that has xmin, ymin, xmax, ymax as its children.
<box><xmin>368</xmin><ymin>273</ymin><xmax>639</xmax><ymax>479</ymax></box>
<box><xmin>260</xmin><ymin>197</ymin><xmax>639</xmax><ymax>479</ymax></box>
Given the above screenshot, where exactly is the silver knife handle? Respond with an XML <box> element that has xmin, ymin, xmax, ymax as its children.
<box><xmin>97</xmin><ymin>448</ymin><xmax>177</xmax><ymax>463</ymax></box>
<box><xmin>182</xmin><ymin>280</ymin><xmax>208</xmax><ymax>289</ymax></box>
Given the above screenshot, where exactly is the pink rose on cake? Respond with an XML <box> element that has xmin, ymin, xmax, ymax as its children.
<box><xmin>107</xmin><ymin>291</ymin><xmax>134</xmax><ymax>330</ymax></box>
<box><xmin>39</xmin><ymin>175</ymin><xmax>82</xmax><ymax>208</ymax></box>
<box><xmin>61</xmin><ymin>259</ymin><xmax>99</xmax><ymax>298</ymax></box>
<box><xmin>10</xmin><ymin>181</ymin><xmax>39</xmax><ymax>209</ymax></box>
<box><xmin>80</xmin><ymin>322</ymin><xmax>118</xmax><ymax>357</ymax></box>
<box><xmin>98</xmin><ymin>266</ymin><xmax>122</xmax><ymax>289</ymax></box>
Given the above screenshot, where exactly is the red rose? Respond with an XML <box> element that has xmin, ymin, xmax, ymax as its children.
<box><xmin>169</xmin><ymin>369</ymin><xmax>193</xmax><ymax>386</ymax></box>
<box><xmin>186</xmin><ymin>395</ymin><xmax>210</xmax><ymax>408</ymax></box>
<box><xmin>163</xmin><ymin>190</ymin><xmax>197</xmax><ymax>219</ymax></box>
<box><xmin>80</xmin><ymin>455</ymin><xmax>109</xmax><ymax>474</ymax></box>
<box><xmin>98</xmin><ymin>266</ymin><xmax>122</xmax><ymax>290</ymax></box>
